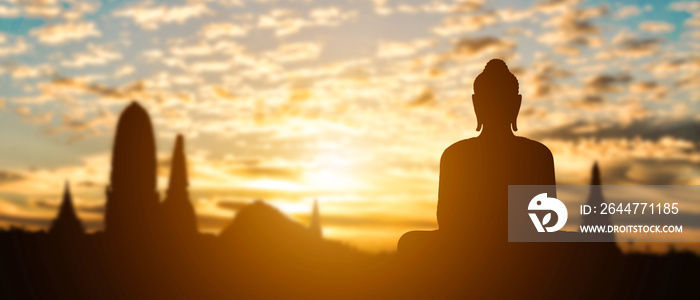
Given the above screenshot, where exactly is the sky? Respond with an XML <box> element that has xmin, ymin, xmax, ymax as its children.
<box><xmin>0</xmin><ymin>0</ymin><xmax>699</xmax><ymax>253</ymax></box>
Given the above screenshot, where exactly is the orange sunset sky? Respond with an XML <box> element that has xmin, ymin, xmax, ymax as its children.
<box><xmin>0</xmin><ymin>0</ymin><xmax>699</xmax><ymax>252</ymax></box>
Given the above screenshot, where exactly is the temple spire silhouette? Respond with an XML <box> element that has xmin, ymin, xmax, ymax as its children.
<box><xmin>582</xmin><ymin>161</ymin><xmax>614</xmax><ymax>242</ymax></box>
<box><xmin>162</xmin><ymin>134</ymin><xmax>198</xmax><ymax>236</ymax></box>
<box><xmin>104</xmin><ymin>101</ymin><xmax>161</xmax><ymax>239</ymax></box>
<box><xmin>49</xmin><ymin>181</ymin><xmax>84</xmax><ymax>236</ymax></box>
<box><xmin>309</xmin><ymin>199</ymin><xmax>321</xmax><ymax>237</ymax></box>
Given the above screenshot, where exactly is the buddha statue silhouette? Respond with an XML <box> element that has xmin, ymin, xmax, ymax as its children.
<box><xmin>398</xmin><ymin>59</ymin><xmax>557</xmax><ymax>255</ymax></box>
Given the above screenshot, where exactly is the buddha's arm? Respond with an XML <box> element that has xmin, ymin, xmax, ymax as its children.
<box><xmin>436</xmin><ymin>146</ymin><xmax>459</xmax><ymax>228</ymax></box>
<box><xmin>541</xmin><ymin>148</ymin><xmax>557</xmax><ymax>198</ymax></box>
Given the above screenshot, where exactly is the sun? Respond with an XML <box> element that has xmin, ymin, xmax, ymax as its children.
<box><xmin>303</xmin><ymin>153</ymin><xmax>361</xmax><ymax>192</ymax></box>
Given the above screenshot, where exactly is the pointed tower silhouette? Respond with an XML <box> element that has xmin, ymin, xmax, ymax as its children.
<box><xmin>104</xmin><ymin>102</ymin><xmax>161</xmax><ymax>239</ymax></box>
<box><xmin>581</xmin><ymin>162</ymin><xmax>615</xmax><ymax>242</ymax></box>
<box><xmin>309</xmin><ymin>199</ymin><xmax>322</xmax><ymax>237</ymax></box>
<box><xmin>162</xmin><ymin>134</ymin><xmax>198</xmax><ymax>237</ymax></box>
<box><xmin>50</xmin><ymin>181</ymin><xmax>84</xmax><ymax>236</ymax></box>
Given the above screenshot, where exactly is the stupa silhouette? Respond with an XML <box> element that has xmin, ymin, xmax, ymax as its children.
<box><xmin>104</xmin><ymin>102</ymin><xmax>161</xmax><ymax>240</ymax></box>
<box><xmin>162</xmin><ymin>134</ymin><xmax>198</xmax><ymax>237</ymax></box>
<box><xmin>49</xmin><ymin>181</ymin><xmax>84</xmax><ymax>237</ymax></box>
<box><xmin>309</xmin><ymin>199</ymin><xmax>322</xmax><ymax>237</ymax></box>
<box><xmin>582</xmin><ymin>162</ymin><xmax>615</xmax><ymax>242</ymax></box>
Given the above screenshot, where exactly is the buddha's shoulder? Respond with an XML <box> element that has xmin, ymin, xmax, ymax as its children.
<box><xmin>441</xmin><ymin>138</ymin><xmax>479</xmax><ymax>159</ymax></box>
<box><xmin>444</xmin><ymin>137</ymin><xmax>478</xmax><ymax>152</ymax></box>
<box><xmin>513</xmin><ymin>136</ymin><xmax>554</xmax><ymax>157</ymax></box>
<box><xmin>441</xmin><ymin>136</ymin><xmax>553</xmax><ymax>157</ymax></box>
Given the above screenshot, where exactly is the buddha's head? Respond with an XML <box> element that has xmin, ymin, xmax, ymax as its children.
<box><xmin>472</xmin><ymin>59</ymin><xmax>521</xmax><ymax>132</ymax></box>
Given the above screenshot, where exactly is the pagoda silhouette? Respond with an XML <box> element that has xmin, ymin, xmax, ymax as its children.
<box><xmin>309</xmin><ymin>199</ymin><xmax>322</xmax><ymax>237</ymax></box>
<box><xmin>49</xmin><ymin>181</ymin><xmax>84</xmax><ymax>237</ymax></box>
<box><xmin>582</xmin><ymin>161</ymin><xmax>615</xmax><ymax>242</ymax></box>
<box><xmin>104</xmin><ymin>102</ymin><xmax>198</xmax><ymax>242</ymax></box>
<box><xmin>162</xmin><ymin>134</ymin><xmax>198</xmax><ymax>239</ymax></box>
<box><xmin>104</xmin><ymin>102</ymin><xmax>161</xmax><ymax>239</ymax></box>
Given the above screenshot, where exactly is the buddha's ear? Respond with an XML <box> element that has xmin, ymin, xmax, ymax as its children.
<box><xmin>511</xmin><ymin>94</ymin><xmax>522</xmax><ymax>132</ymax></box>
<box><xmin>472</xmin><ymin>94</ymin><xmax>483</xmax><ymax>131</ymax></box>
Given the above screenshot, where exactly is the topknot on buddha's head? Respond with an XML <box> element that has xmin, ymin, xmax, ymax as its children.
<box><xmin>473</xmin><ymin>59</ymin><xmax>519</xmax><ymax>95</ymax></box>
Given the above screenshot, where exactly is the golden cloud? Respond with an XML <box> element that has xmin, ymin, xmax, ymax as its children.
<box><xmin>60</xmin><ymin>44</ymin><xmax>122</xmax><ymax>68</ymax></box>
<box><xmin>30</xmin><ymin>21</ymin><xmax>100</xmax><ymax>45</ymax></box>
<box><xmin>113</xmin><ymin>1</ymin><xmax>211</xmax><ymax>30</ymax></box>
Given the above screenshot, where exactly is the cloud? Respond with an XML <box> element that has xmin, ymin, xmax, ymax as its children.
<box><xmin>669</xmin><ymin>1</ymin><xmax>700</xmax><ymax>28</ymax></box>
<box><xmin>48</xmin><ymin>106</ymin><xmax>115</xmax><ymax>141</ymax></box>
<box><xmin>623</xmin><ymin>160</ymin><xmax>698</xmax><ymax>185</ymax></box>
<box><xmin>376</xmin><ymin>39</ymin><xmax>434</xmax><ymax>58</ymax></box>
<box><xmin>533</xmin><ymin>118</ymin><xmax>700</xmax><ymax>143</ymax></box>
<box><xmin>0</xmin><ymin>5</ymin><xmax>20</xmax><ymax>17</ymax></box>
<box><xmin>537</xmin><ymin>3</ymin><xmax>607</xmax><ymax>54</ymax></box>
<box><xmin>534</xmin><ymin>133</ymin><xmax>700</xmax><ymax>186</ymax></box>
<box><xmin>0</xmin><ymin>37</ymin><xmax>30</xmax><ymax>57</ymax></box>
<box><xmin>257</xmin><ymin>7</ymin><xmax>356</xmax><ymax>36</ymax></box>
<box><xmin>114</xmin><ymin>65</ymin><xmax>134</xmax><ymax>78</ymax></box>
<box><xmin>525</xmin><ymin>59</ymin><xmax>572</xmax><ymax>99</ymax></box>
<box><xmin>639</xmin><ymin>21</ymin><xmax>675</xmax><ymax>33</ymax></box>
<box><xmin>535</xmin><ymin>0</ymin><xmax>576</xmax><ymax>14</ymax></box>
<box><xmin>669</xmin><ymin>1</ymin><xmax>700</xmax><ymax>13</ymax></box>
<box><xmin>45</xmin><ymin>77</ymin><xmax>149</xmax><ymax>103</ymax></box>
<box><xmin>113</xmin><ymin>1</ymin><xmax>211</xmax><ymax>30</ymax></box>
<box><xmin>629</xmin><ymin>81</ymin><xmax>666</xmax><ymax>101</ymax></box>
<box><xmin>584</xmin><ymin>73</ymin><xmax>632</xmax><ymax>93</ymax></box>
<box><xmin>216</xmin><ymin>199</ymin><xmax>252</xmax><ymax>212</ymax></box>
<box><xmin>614</xmin><ymin>5</ymin><xmax>641</xmax><ymax>19</ymax></box>
<box><xmin>257</xmin><ymin>9</ymin><xmax>306</xmax><ymax>36</ymax></box>
<box><xmin>433</xmin><ymin>10</ymin><xmax>498</xmax><ymax>36</ymax></box>
<box><xmin>60</xmin><ymin>44</ymin><xmax>122</xmax><ymax>68</ymax></box>
<box><xmin>196</xmin><ymin>213</ymin><xmax>233</xmax><ymax>232</ymax></box>
<box><xmin>648</xmin><ymin>55</ymin><xmax>700</xmax><ymax>75</ymax></box>
<box><xmin>189</xmin><ymin>61</ymin><xmax>232</xmax><ymax>73</ymax></box>
<box><xmin>614</xmin><ymin>37</ymin><xmax>662</xmax><ymax>58</ymax></box>
<box><xmin>226</xmin><ymin>160</ymin><xmax>305</xmax><ymax>181</ymax></box>
<box><xmin>675</xmin><ymin>72</ymin><xmax>700</xmax><ymax>90</ymax></box>
<box><xmin>13</xmin><ymin>105</ymin><xmax>54</xmax><ymax>125</ymax></box>
<box><xmin>395</xmin><ymin>0</ymin><xmax>483</xmax><ymax>14</ymax></box>
<box><xmin>309</xmin><ymin>7</ymin><xmax>354</xmax><ymax>25</ymax></box>
<box><xmin>451</xmin><ymin>36</ymin><xmax>515</xmax><ymax>58</ymax></box>
<box><xmin>0</xmin><ymin>0</ymin><xmax>99</xmax><ymax>20</ymax></box>
<box><xmin>494</xmin><ymin>6</ymin><xmax>535</xmax><ymax>22</ymax></box>
<box><xmin>30</xmin><ymin>21</ymin><xmax>100</xmax><ymax>45</ymax></box>
<box><xmin>10</xmin><ymin>64</ymin><xmax>54</xmax><ymax>79</ymax></box>
<box><xmin>0</xmin><ymin>170</ymin><xmax>26</xmax><ymax>184</ymax></box>
<box><xmin>61</xmin><ymin>0</ymin><xmax>101</xmax><ymax>21</ymax></box>
<box><xmin>685</xmin><ymin>13</ymin><xmax>700</xmax><ymax>27</ymax></box>
<box><xmin>567</xmin><ymin>95</ymin><xmax>605</xmax><ymax>110</ymax></box>
<box><xmin>169</xmin><ymin>40</ymin><xmax>245</xmax><ymax>58</ymax></box>
<box><xmin>33</xmin><ymin>199</ymin><xmax>105</xmax><ymax>215</ymax></box>
<box><xmin>597</xmin><ymin>31</ymin><xmax>662</xmax><ymax>59</ymax></box>
<box><xmin>265</xmin><ymin>42</ymin><xmax>323</xmax><ymax>63</ymax></box>
<box><xmin>200</xmin><ymin>22</ymin><xmax>250</xmax><ymax>39</ymax></box>
<box><xmin>407</xmin><ymin>86</ymin><xmax>435</xmax><ymax>107</ymax></box>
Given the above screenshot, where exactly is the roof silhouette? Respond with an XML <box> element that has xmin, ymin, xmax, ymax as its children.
<box><xmin>219</xmin><ymin>200</ymin><xmax>325</xmax><ymax>256</ymax></box>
